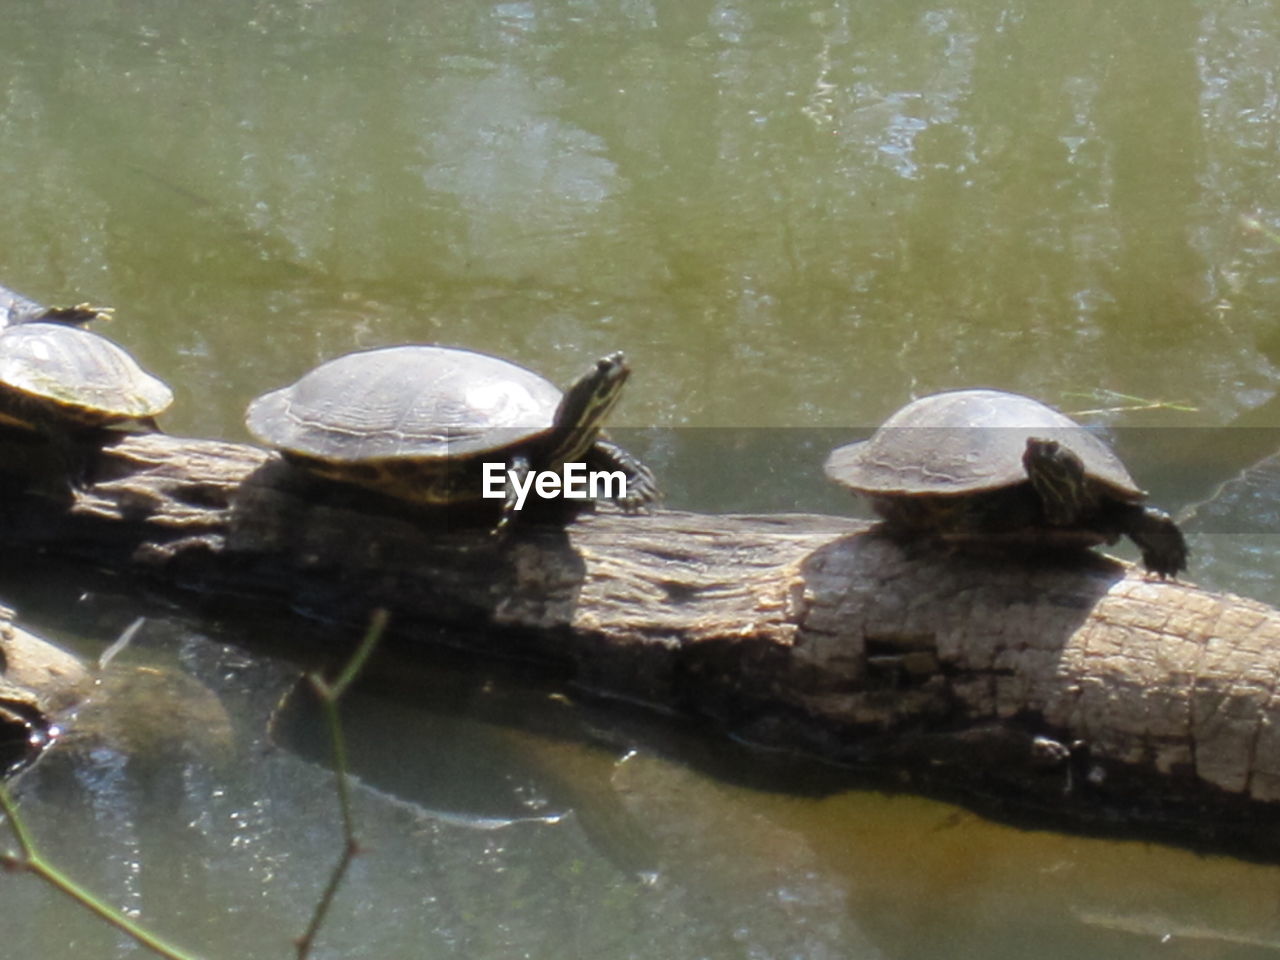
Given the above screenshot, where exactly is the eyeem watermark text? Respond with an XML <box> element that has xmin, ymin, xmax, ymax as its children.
<box><xmin>482</xmin><ymin>462</ymin><xmax>627</xmax><ymax>510</ymax></box>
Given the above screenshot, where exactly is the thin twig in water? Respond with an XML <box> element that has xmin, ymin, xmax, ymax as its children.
<box><xmin>1063</xmin><ymin>388</ymin><xmax>1198</xmax><ymax>418</ymax></box>
<box><xmin>0</xmin><ymin>783</ymin><xmax>202</xmax><ymax>960</ymax></box>
<box><xmin>0</xmin><ymin>608</ymin><xmax>389</xmax><ymax>960</ymax></box>
<box><xmin>294</xmin><ymin>608</ymin><xmax>389</xmax><ymax>960</ymax></box>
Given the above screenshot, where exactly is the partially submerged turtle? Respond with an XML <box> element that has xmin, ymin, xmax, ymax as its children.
<box><xmin>67</xmin><ymin>661</ymin><xmax>236</xmax><ymax>771</ymax></box>
<box><xmin>245</xmin><ymin>345</ymin><xmax>658</xmax><ymax>524</ymax></box>
<box><xmin>0</xmin><ymin>322</ymin><xmax>173</xmax><ymax>435</ymax></box>
<box><xmin>0</xmin><ymin>282</ymin><xmax>111</xmax><ymax>329</ymax></box>
<box><xmin>824</xmin><ymin>388</ymin><xmax>1188</xmax><ymax>577</ymax></box>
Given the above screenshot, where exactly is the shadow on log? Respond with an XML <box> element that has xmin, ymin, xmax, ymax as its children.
<box><xmin>4</xmin><ymin>431</ymin><xmax>1280</xmax><ymax>855</ymax></box>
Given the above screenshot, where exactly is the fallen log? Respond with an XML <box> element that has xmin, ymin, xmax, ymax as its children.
<box><xmin>5</xmin><ymin>430</ymin><xmax>1280</xmax><ymax>853</ymax></box>
<box><xmin>0</xmin><ymin>610</ymin><xmax>92</xmax><ymax>774</ymax></box>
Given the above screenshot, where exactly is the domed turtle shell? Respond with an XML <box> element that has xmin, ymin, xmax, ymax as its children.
<box><xmin>0</xmin><ymin>322</ymin><xmax>173</xmax><ymax>430</ymax></box>
<box><xmin>244</xmin><ymin>345</ymin><xmax>570</xmax><ymax>465</ymax></box>
<box><xmin>824</xmin><ymin>388</ymin><xmax>1143</xmax><ymax>502</ymax></box>
<box><xmin>245</xmin><ymin>345</ymin><xmax>570</xmax><ymax>464</ymax></box>
<box><xmin>247</xmin><ymin>345</ymin><xmax>659</xmax><ymax>517</ymax></box>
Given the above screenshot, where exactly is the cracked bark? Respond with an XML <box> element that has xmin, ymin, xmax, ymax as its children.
<box><xmin>5</xmin><ymin>430</ymin><xmax>1280</xmax><ymax>853</ymax></box>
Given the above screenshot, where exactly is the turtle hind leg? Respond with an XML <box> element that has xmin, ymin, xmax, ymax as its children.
<box><xmin>45</xmin><ymin>430</ymin><xmax>104</xmax><ymax>494</ymax></box>
<box><xmin>1114</xmin><ymin>502</ymin><xmax>1189</xmax><ymax>578</ymax></box>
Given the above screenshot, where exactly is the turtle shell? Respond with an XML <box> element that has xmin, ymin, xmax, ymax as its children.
<box><xmin>824</xmin><ymin>389</ymin><xmax>1143</xmax><ymax>502</ymax></box>
<box><xmin>0</xmin><ymin>322</ymin><xmax>173</xmax><ymax>428</ymax></box>
<box><xmin>245</xmin><ymin>345</ymin><xmax>566</xmax><ymax>464</ymax></box>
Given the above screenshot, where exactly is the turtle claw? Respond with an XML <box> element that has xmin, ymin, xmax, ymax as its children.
<box><xmin>591</xmin><ymin>438</ymin><xmax>659</xmax><ymax>513</ymax></box>
<box><xmin>619</xmin><ymin>463</ymin><xmax>661</xmax><ymax>513</ymax></box>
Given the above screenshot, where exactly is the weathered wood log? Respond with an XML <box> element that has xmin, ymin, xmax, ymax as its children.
<box><xmin>6</xmin><ymin>430</ymin><xmax>1280</xmax><ymax>852</ymax></box>
<box><xmin>0</xmin><ymin>612</ymin><xmax>91</xmax><ymax>772</ymax></box>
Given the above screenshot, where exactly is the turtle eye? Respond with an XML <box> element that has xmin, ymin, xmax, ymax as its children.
<box><xmin>596</xmin><ymin>352</ymin><xmax>627</xmax><ymax>377</ymax></box>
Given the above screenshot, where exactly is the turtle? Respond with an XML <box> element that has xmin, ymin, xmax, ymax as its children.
<box><xmin>823</xmin><ymin>388</ymin><xmax>1188</xmax><ymax>577</ymax></box>
<box><xmin>244</xmin><ymin>345</ymin><xmax>658</xmax><ymax>525</ymax></box>
<box><xmin>0</xmin><ymin>321</ymin><xmax>173</xmax><ymax>436</ymax></box>
<box><xmin>0</xmin><ymin>282</ymin><xmax>111</xmax><ymax>329</ymax></box>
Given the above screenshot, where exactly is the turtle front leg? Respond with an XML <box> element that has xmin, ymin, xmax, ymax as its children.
<box><xmin>494</xmin><ymin>454</ymin><xmax>531</xmax><ymax>534</ymax></box>
<box><xmin>589</xmin><ymin>439</ymin><xmax>659</xmax><ymax>512</ymax></box>
<box><xmin>1121</xmin><ymin>504</ymin><xmax>1189</xmax><ymax>578</ymax></box>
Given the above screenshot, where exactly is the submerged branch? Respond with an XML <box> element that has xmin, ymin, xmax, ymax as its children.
<box><xmin>294</xmin><ymin>608</ymin><xmax>387</xmax><ymax>960</ymax></box>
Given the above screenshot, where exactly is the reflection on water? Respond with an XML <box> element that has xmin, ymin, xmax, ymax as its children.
<box><xmin>4</xmin><ymin>0</ymin><xmax>1279</xmax><ymax>432</ymax></box>
<box><xmin>3</xmin><ymin>0</ymin><xmax>1280</xmax><ymax>956</ymax></box>
<box><xmin>8</xmin><ymin>611</ymin><xmax>1280</xmax><ymax>960</ymax></box>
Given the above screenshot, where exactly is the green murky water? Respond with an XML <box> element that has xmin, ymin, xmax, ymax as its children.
<box><xmin>4</xmin><ymin>0</ymin><xmax>1280</xmax><ymax>957</ymax></box>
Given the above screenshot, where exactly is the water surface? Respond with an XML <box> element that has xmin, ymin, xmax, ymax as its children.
<box><xmin>3</xmin><ymin>1</ymin><xmax>1280</xmax><ymax>957</ymax></box>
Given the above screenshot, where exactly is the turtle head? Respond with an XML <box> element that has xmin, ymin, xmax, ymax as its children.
<box><xmin>546</xmin><ymin>352</ymin><xmax>630</xmax><ymax>465</ymax></box>
<box><xmin>1022</xmin><ymin>437</ymin><xmax>1094</xmax><ymax>526</ymax></box>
